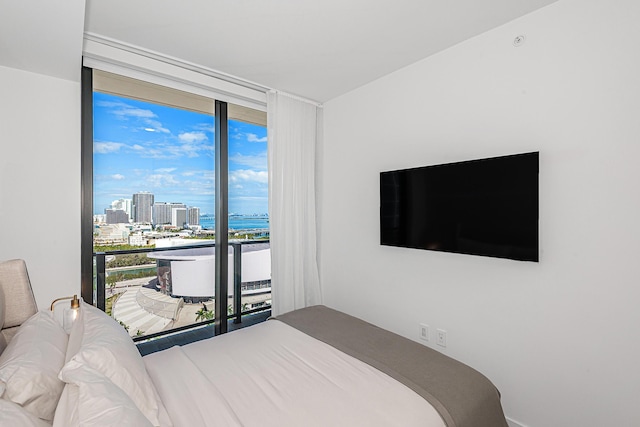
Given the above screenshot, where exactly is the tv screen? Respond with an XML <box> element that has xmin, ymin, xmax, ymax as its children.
<box><xmin>380</xmin><ymin>152</ymin><xmax>539</xmax><ymax>262</ymax></box>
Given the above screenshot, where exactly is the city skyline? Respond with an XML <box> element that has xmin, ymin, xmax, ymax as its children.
<box><xmin>93</xmin><ymin>92</ymin><xmax>268</xmax><ymax>216</ymax></box>
<box><xmin>102</xmin><ymin>194</ymin><xmax>268</xmax><ymax>221</ymax></box>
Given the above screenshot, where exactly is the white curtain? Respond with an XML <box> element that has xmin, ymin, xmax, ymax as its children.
<box><xmin>267</xmin><ymin>91</ymin><xmax>322</xmax><ymax>316</ymax></box>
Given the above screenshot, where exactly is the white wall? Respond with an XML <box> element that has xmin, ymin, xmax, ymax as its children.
<box><xmin>0</xmin><ymin>65</ymin><xmax>81</xmax><ymax>309</ymax></box>
<box><xmin>319</xmin><ymin>0</ymin><xmax>640</xmax><ymax>426</ymax></box>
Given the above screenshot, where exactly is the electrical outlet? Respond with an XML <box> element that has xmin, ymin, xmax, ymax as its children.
<box><xmin>419</xmin><ymin>323</ymin><xmax>430</xmax><ymax>341</ymax></box>
<box><xmin>436</xmin><ymin>329</ymin><xmax>447</xmax><ymax>347</ymax></box>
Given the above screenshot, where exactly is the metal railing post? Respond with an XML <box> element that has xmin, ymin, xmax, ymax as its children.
<box><xmin>95</xmin><ymin>253</ymin><xmax>106</xmax><ymax>311</ymax></box>
<box><xmin>232</xmin><ymin>243</ymin><xmax>242</xmax><ymax>324</ymax></box>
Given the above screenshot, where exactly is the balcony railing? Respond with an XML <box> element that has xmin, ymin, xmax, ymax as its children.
<box><xmin>93</xmin><ymin>240</ymin><xmax>271</xmax><ymax>341</ymax></box>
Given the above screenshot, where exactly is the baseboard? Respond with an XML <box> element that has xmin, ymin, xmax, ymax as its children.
<box><xmin>506</xmin><ymin>416</ymin><xmax>527</xmax><ymax>427</ymax></box>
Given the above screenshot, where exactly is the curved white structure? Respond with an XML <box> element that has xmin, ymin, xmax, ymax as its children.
<box><xmin>147</xmin><ymin>243</ymin><xmax>271</xmax><ymax>299</ymax></box>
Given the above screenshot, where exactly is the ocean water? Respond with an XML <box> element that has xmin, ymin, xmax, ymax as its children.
<box><xmin>200</xmin><ymin>216</ymin><xmax>269</xmax><ymax>231</ymax></box>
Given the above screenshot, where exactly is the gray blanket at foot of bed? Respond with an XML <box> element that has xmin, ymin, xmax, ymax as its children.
<box><xmin>274</xmin><ymin>305</ymin><xmax>508</xmax><ymax>427</ymax></box>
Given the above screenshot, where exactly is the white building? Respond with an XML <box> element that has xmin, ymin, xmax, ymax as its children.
<box><xmin>128</xmin><ymin>233</ymin><xmax>148</xmax><ymax>246</ymax></box>
<box><xmin>147</xmin><ymin>244</ymin><xmax>270</xmax><ymax>300</ymax></box>
<box><xmin>153</xmin><ymin>202</ymin><xmax>185</xmax><ymax>226</ymax></box>
<box><xmin>171</xmin><ymin>207</ymin><xmax>187</xmax><ymax>228</ymax></box>
<box><xmin>188</xmin><ymin>207</ymin><xmax>200</xmax><ymax>226</ymax></box>
<box><xmin>93</xmin><ymin>224</ymin><xmax>129</xmax><ymax>245</ymax></box>
<box><xmin>111</xmin><ymin>198</ymin><xmax>132</xmax><ymax>219</ymax></box>
<box><xmin>132</xmin><ymin>192</ymin><xmax>154</xmax><ymax>223</ymax></box>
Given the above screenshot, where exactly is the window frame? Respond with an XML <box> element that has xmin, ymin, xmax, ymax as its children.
<box><xmin>80</xmin><ymin>66</ymin><xmax>267</xmax><ymax>337</ymax></box>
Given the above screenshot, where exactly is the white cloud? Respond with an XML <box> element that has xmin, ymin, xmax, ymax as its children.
<box><xmin>229</xmin><ymin>169</ymin><xmax>268</xmax><ymax>184</ymax></box>
<box><xmin>143</xmin><ymin>148</ymin><xmax>165</xmax><ymax>158</ymax></box>
<box><xmin>180</xmin><ymin>144</ymin><xmax>201</xmax><ymax>158</ymax></box>
<box><xmin>195</xmin><ymin>124</ymin><xmax>215</xmax><ymax>134</ymax></box>
<box><xmin>111</xmin><ymin>174</ymin><xmax>125</xmax><ymax>180</ymax></box>
<box><xmin>99</xmin><ymin>100</ymin><xmax>170</xmax><ymax>134</ymax></box>
<box><xmin>145</xmin><ymin>173</ymin><xmax>180</xmax><ymax>187</ymax></box>
<box><xmin>148</xmin><ymin>132</ymin><xmax>212</xmax><ymax>159</ymax></box>
<box><xmin>229</xmin><ymin>152</ymin><xmax>267</xmax><ymax>169</ymax></box>
<box><xmin>154</xmin><ymin>168</ymin><xmax>177</xmax><ymax>173</ymax></box>
<box><xmin>182</xmin><ymin>182</ymin><xmax>215</xmax><ymax>196</ymax></box>
<box><xmin>246</xmin><ymin>133</ymin><xmax>267</xmax><ymax>143</ymax></box>
<box><xmin>179</xmin><ymin>131</ymin><xmax>208</xmax><ymax>143</ymax></box>
<box><xmin>144</xmin><ymin>119</ymin><xmax>170</xmax><ymax>134</ymax></box>
<box><xmin>111</xmin><ymin>105</ymin><xmax>156</xmax><ymax>119</ymax></box>
<box><xmin>94</xmin><ymin>142</ymin><xmax>124</xmax><ymax>154</ymax></box>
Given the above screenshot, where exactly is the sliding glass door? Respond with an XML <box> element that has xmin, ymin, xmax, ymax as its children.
<box><xmin>81</xmin><ymin>68</ymin><xmax>270</xmax><ymax>339</ymax></box>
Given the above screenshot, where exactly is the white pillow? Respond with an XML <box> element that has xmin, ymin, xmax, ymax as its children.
<box><xmin>0</xmin><ymin>398</ymin><xmax>52</xmax><ymax>427</ymax></box>
<box><xmin>57</xmin><ymin>363</ymin><xmax>152</xmax><ymax>427</ymax></box>
<box><xmin>0</xmin><ymin>311</ymin><xmax>68</xmax><ymax>421</ymax></box>
<box><xmin>62</xmin><ymin>301</ymin><xmax>161</xmax><ymax>426</ymax></box>
<box><xmin>52</xmin><ymin>383</ymin><xmax>79</xmax><ymax>427</ymax></box>
<box><xmin>0</xmin><ymin>283</ymin><xmax>5</xmax><ymax>329</ymax></box>
<box><xmin>0</xmin><ymin>285</ymin><xmax>7</xmax><ymax>354</ymax></box>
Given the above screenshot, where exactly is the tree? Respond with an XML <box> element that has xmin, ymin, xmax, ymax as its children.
<box><xmin>195</xmin><ymin>303</ymin><xmax>214</xmax><ymax>322</ymax></box>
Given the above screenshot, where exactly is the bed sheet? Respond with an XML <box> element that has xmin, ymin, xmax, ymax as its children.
<box><xmin>143</xmin><ymin>319</ymin><xmax>445</xmax><ymax>427</ymax></box>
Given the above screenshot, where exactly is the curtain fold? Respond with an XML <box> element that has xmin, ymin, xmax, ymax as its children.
<box><xmin>267</xmin><ymin>91</ymin><xmax>322</xmax><ymax>316</ymax></box>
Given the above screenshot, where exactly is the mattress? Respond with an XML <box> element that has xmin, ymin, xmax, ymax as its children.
<box><xmin>275</xmin><ymin>305</ymin><xmax>508</xmax><ymax>427</ymax></box>
<box><xmin>143</xmin><ymin>318</ymin><xmax>446</xmax><ymax>427</ymax></box>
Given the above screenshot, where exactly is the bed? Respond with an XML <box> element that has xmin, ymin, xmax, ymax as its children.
<box><xmin>0</xmin><ymin>260</ymin><xmax>508</xmax><ymax>427</ymax></box>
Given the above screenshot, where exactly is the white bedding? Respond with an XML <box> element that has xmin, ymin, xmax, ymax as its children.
<box><xmin>143</xmin><ymin>320</ymin><xmax>446</xmax><ymax>427</ymax></box>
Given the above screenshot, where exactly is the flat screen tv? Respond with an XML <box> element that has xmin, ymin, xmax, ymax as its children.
<box><xmin>380</xmin><ymin>152</ymin><xmax>539</xmax><ymax>262</ymax></box>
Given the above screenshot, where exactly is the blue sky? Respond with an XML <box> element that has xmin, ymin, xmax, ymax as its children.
<box><xmin>93</xmin><ymin>92</ymin><xmax>268</xmax><ymax>215</ymax></box>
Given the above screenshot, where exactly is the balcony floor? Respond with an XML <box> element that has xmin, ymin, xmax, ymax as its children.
<box><xmin>136</xmin><ymin>310</ymin><xmax>271</xmax><ymax>356</ymax></box>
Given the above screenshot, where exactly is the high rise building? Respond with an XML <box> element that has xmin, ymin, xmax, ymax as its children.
<box><xmin>132</xmin><ymin>192</ymin><xmax>154</xmax><ymax>223</ymax></box>
<box><xmin>188</xmin><ymin>207</ymin><xmax>200</xmax><ymax>225</ymax></box>
<box><xmin>153</xmin><ymin>202</ymin><xmax>186</xmax><ymax>226</ymax></box>
<box><xmin>111</xmin><ymin>198</ymin><xmax>132</xmax><ymax>219</ymax></box>
<box><xmin>105</xmin><ymin>208</ymin><xmax>129</xmax><ymax>224</ymax></box>
<box><xmin>172</xmin><ymin>207</ymin><xmax>187</xmax><ymax>228</ymax></box>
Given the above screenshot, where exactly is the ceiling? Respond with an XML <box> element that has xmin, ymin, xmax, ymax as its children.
<box><xmin>0</xmin><ymin>0</ymin><xmax>85</xmax><ymax>82</ymax></box>
<box><xmin>1</xmin><ymin>0</ymin><xmax>558</xmax><ymax>103</ymax></box>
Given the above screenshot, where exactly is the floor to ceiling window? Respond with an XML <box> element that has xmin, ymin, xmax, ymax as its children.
<box><xmin>81</xmin><ymin>68</ymin><xmax>269</xmax><ymax>339</ymax></box>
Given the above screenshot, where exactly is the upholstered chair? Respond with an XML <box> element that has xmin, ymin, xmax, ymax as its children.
<box><xmin>0</xmin><ymin>259</ymin><xmax>38</xmax><ymax>352</ymax></box>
